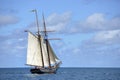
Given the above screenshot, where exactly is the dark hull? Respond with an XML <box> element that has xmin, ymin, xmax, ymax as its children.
<box><xmin>30</xmin><ymin>68</ymin><xmax>56</xmax><ymax>74</ymax></box>
<box><xmin>30</xmin><ymin>69</ymin><xmax>44</xmax><ymax>74</ymax></box>
<box><xmin>30</xmin><ymin>62</ymin><xmax>61</xmax><ymax>74</ymax></box>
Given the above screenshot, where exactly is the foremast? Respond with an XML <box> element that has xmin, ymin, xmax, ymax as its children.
<box><xmin>31</xmin><ymin>9</ymin><xmax>44</xmax><ymax>68</ymax></box>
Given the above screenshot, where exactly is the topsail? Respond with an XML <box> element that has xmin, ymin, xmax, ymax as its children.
<box><xmin>26</xmin><ymin>32</ymin><xmax>43</xmax><ymax>66</ymax></box>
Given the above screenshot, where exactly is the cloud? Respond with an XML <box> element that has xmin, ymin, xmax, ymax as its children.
<box><xmin>27</xmin><ymin>12</ymin><xmax>120</xmax><ymax>34</ymax></box>
<box><xmin>28</xmin><ymin>12</ymin><xmax>120</xmax><ymax>34</ymax></box>
<box><xmin>27</xmin><ymin>12</ymin><xmax>71</xmax><ymax>33</ymax></box>
<box><xmin>85</xmin><ymin>30</ymin><xmax>120</xmax><ymax>45</ymax></box>
<box><xmin>0</xmin><ymin>28</ymin><xmax>27</xmax><ymax>55</ymax></box>
<box><xmin>69</xmin><ymin>13</ymin><xmax>120</xmax><ymax>33</ymax></box>
<box><xmin>92</xmin><ymin>30</ymin><xmax>120</xmax><ymax>44</ymax></box>
<box><xmin>47</xmin><ymin>12</ymin><xmax>71</xmax><ymax>32</ymax></box>
<box><xmin>80</xmin><ymin>30</ymin><xmax>120</xmax><ymax>55</ymax></box>
<box><xmin>0</xmin><ymin>15</ymin><xmax>19</xmax><ymax>27</ymax></box>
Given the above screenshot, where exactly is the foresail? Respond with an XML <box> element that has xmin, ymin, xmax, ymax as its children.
<box><xmin>40</xmin><ymin>36</ymin><xmax>60</xmax><ymax>66</ymax></box>
<box><xmin>48</xmin><ymin>41</ymin><xmax>60</xmax><ymax>64</ymax></box>
<box><xmin>26</xmin><ymin>32</ymin><xmax>43</xmax><ymax>67</ymax></box>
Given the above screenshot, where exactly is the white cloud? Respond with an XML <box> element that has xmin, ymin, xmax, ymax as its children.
<box><xmin>93</xmin><ymin>30</ymin><xmax>120</xmax><ymax>44</ymax></box>
<box><xmin>27</xmin><ymin>12</ymin><xmax>120</xmax><ymax>34</ymax></box>
<box><xmin>85</xmin><ymin>13</ymin><xmax>105</xmax><ymax>29</ymax></box>
<box><xmin>0</xmin><ymin>15</ymin><xmax>19</xmax><ymax>27</ymax></box>
<box><xmin>70</xmin><ymin>13</ymin><xmax>120</xmax><ymax>33</ymax></box>
<box><xmin>27</xmin><ymin>12</ymin><xmax>71</xmax><ymax>33</ymax></box>
<box><xmin>46</xmin><ymin>12</ymin><xmax>71</xmax><ymax>32</ymax></box>
<box><xmin>0</xmin><ymin>30</ymin><xmax>27</xmax><ymax>55</ymax></box>
<box><xmin>80</xmin><ymin>29</ymin><xmax>120</xmax><ymax>55</ymax></box>
<box><xmin>47</xmin><ymin>12</ymin><xmax>71</xmax><ymax>25</ymax></box>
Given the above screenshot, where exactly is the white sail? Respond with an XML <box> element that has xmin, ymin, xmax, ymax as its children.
<box><xmin>40</xmin><ymin>37</ymin><xmax>59</xmax><ymax>66</ymax></box>
<box><xmin>26</xmin><ymin>32</ymin><xmax>60</xmax><ymax>67</ymax></box>
<box><xmin>26</xmin><ymin>32</ymin><xmax>43</xmax><ymax>66</ymax></box>
<box><xmin>48</xmin><ymin>41</ymin><xmax>60</xmax><ymax>64</ymax></box>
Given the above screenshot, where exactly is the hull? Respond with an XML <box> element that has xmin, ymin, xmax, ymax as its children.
<box><xmin>30</xmin><ymin>69</ymin><xmax>44</xmax><ymax>74</ymax></box>
<box><xmin>30</xmin><ymin>61</ymin><xmax>61</xmax><ymax>74</ymax></box>
<box><xmin>30</xmin><ymin>68</ymin><xmax>57</xmax><ymax>74</ymax></box>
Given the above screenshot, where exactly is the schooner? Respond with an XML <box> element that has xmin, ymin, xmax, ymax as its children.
<box><xmin>25</xmin><ymin>10</ymin><xmax>61</xmax><ymax>74</ymax></box>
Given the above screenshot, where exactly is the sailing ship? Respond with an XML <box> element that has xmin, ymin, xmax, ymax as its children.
<box><xmin>25</xmin><ymin>10</ymin><xmax>62</xmax><ymax>74</ymax></box>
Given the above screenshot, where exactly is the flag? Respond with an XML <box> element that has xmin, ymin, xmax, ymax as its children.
<box><xmin>30</xmin><ymin>9</ymin><xmax>36</xmax><ymax>12</ymax></box>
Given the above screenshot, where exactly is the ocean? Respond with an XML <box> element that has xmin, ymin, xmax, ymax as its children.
<box><xmin>0</xmin><ymin>68</ymin><xmax>120</xmax><ymax>80</ymax></box>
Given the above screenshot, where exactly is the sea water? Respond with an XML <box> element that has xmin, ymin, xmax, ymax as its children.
<box><xmin>0</xmin><ymin>68</ymin><xmax>120</xmax><ymax>80</ymax></box>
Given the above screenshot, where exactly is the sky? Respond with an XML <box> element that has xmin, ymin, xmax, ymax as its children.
<box><xmin>0</xmin><ymin>0</ymin><xmax>120</xmax><ymax>68</ymax></box>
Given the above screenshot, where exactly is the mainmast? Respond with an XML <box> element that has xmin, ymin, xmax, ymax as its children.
<box><xmin>42</xmin><ymin>13</ymin><xmax>51</xmax><ymax>68</ymax></box>
<box><xmin>31</xmin><ymin>9</ymin><xmax>44</xmax><ymax>68</ymax></box>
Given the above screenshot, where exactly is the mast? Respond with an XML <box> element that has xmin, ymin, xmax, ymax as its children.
<box><xmin>42</xmin><ymin>13</ymin><xmax>51</xmax><ymax>68</ymax></box>
<box><xmin>31</xmin><ymin>9</ymin><xmax>44</xmax><ymax>68</ymax></box>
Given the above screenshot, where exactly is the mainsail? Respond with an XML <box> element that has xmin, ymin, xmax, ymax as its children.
<box><xmin>26</xmin><ymin>32</ymin><xmax>60</xmax><ymax>67</ymax></box>
<box><xmin>26</xmin><ymin>32</ymin><xmax>43</xmax><ymax>66</ymax></box>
